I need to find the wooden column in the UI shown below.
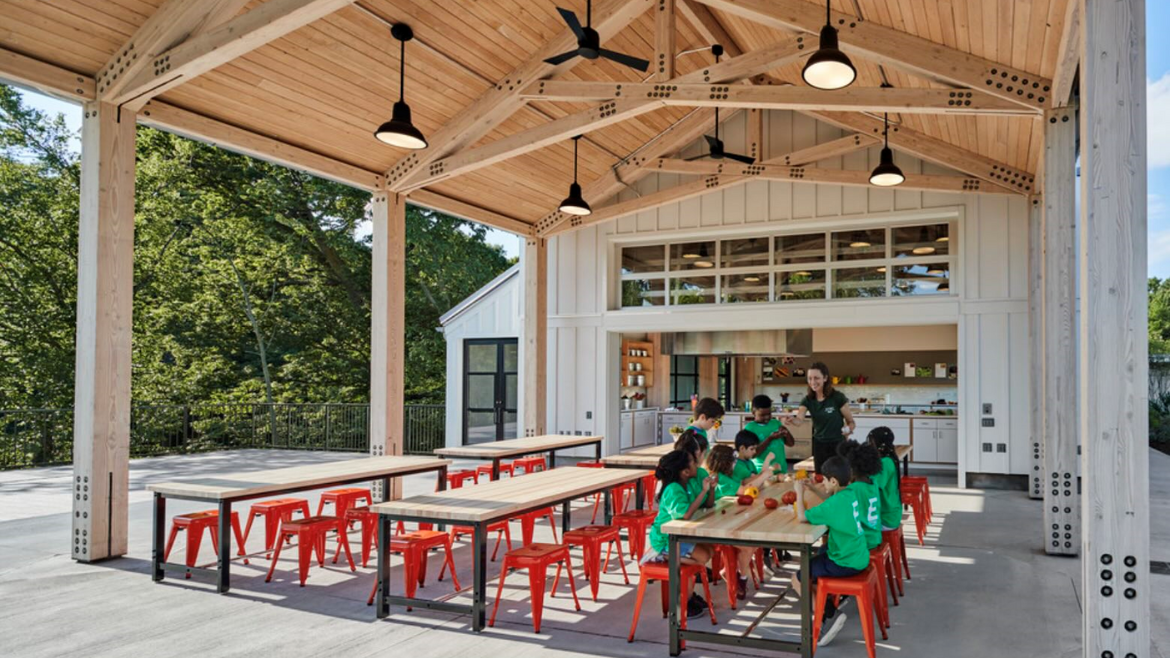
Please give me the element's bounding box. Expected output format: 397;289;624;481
1027;196;1044;500
522;237;547;436
369;189;405;500
72;101;135;562
653;0;675;81
1042;105;1078;554
1079;0;1149;654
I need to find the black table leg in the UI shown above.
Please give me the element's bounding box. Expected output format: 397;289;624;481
594;439;602;462
152;493;165;582
377;514;391;618
603;489;613;526
436;466;448;531
562;500;571;537
800;544;812;658
491;458;500;481
903;454;910;477
548;449;556;469
635;478;644;512
381;476;392;503
668;535;681;656
472;522;488;632
217;499;231;593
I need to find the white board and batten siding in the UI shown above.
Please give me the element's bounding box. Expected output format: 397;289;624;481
546;109;1033;482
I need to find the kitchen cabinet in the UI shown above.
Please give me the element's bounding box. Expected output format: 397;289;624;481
937;419;959;463
660;412;691;445
911;418;958;464
620;412;634;450
852;417;911;446
622;410;661;450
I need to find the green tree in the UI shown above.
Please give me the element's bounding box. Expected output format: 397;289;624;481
1149;277;1170;354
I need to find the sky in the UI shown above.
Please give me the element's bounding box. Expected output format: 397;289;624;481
10;3;1168;271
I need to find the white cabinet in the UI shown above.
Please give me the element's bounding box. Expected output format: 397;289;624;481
852;417;911;446
620;412;635;450
660;413;691;445
936;419;959;463
634;410;658;448
911;418;958;464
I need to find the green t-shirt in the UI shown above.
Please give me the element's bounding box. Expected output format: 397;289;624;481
714;472;742;498
800;390;850;443
731;457;759;483
745;418;787;473
686;466;711;501
805;487;870;570
649;481;693;553
873;456;902;529
849;480;882;550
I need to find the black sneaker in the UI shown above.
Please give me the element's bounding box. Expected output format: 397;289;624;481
686;597;706;618
689;591;705;607
736;575;748;601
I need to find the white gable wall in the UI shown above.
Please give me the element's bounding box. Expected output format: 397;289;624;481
546;109;1032;483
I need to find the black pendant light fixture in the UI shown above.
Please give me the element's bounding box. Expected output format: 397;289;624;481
374;24;428;149
869;110;905;187
802;0;856;90
558;135;591;216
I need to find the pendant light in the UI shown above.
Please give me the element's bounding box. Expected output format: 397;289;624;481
374;24;428;149
802;0;856;90
869;110;905;187
558;135;591;216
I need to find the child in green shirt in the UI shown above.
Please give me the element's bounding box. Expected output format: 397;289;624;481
731;429;775;482
705;443;773;600
646;448;717;618
676;432;715;508
685;397;725;453
837;440;883;550
744;394;795;474
867;426;904;530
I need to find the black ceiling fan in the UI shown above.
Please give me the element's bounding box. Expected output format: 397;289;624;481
684;45;756;165
544;0;650;72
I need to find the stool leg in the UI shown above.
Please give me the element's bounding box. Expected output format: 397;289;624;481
859;594;878;658
812;583;829;647
316;498;326;517
163;523;180;563
900;530;911;580
241;511;257;555
520;516;535;546
530;563;550;633
265;530;286;582
612;538;630;584
187;525;205;569
441;537;461;591
337;524;356;572
297;533;313;586
488;558;511;628
699;569;717;625
562;554;582;611
590;493;601;524
231;514;247;562
886;552;900;606
403;547;418;602
628;572;648;642
545;510;558;543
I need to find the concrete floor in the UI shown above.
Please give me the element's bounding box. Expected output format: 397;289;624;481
0;449;1167;658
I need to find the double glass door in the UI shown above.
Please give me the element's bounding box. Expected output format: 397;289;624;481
463;339;518;444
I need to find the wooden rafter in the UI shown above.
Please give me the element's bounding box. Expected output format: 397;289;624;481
384;0;656;192
0;47;94;102
408;189;535;236
1050;0;1081;109
653;0;676;81
521;82;1036;116
776;133;879;165
693;0;1054;111
112;0;358;110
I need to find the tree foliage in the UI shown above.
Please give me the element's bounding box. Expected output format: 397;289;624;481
0;85;510;409
1149;277;1170;354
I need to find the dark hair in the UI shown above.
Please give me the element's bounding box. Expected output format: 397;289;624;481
867;426;900;490
751;394;773;410
655;449;695;502
677;428;708;454
705;444;736;477
837;439;881;483
821;455;852;487
694;397;725;422
734;429;761;451
807;361;836;399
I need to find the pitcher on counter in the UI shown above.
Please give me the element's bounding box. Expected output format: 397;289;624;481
787;362;857;474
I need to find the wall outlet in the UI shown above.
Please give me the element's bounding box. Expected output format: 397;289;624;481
996;443;1007;453
585;411;592;420
982;418;995;427
982;442;993;452
982;403;993;414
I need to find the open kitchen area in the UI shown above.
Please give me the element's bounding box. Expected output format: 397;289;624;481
618;325;958;465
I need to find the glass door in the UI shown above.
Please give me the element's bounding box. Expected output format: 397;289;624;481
463;338;518;444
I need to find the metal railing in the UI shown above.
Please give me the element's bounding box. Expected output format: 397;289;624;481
0;403;446;469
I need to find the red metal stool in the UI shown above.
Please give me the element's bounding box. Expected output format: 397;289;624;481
713;546;766;609
265;515;354;586
563;525;629;601
516;507;558;545
489;543;582;633
164;510;248;575
812;567;886;658
575;462;633;522
476;462;514;480
870;542;898;622
881;527;910;591
641;471;658;510
627;561;717;643
366;529;461;607
511;456;548;475
612;509;656;560
241;498;310;559
444;469;479;489
344;506;379;568
902;476;933;521
316;487;372;524
902;487;928;545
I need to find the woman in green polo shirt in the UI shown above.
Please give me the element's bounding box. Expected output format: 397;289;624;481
788;362;856;474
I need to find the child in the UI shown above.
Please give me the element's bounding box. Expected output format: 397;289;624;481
705;443;774;599
867;427;903;532
791;456;870;647
837;440;883;550
744;394;795;474
685;397;725;453
731;430;775;483
646;448;717;618
676;432;715;508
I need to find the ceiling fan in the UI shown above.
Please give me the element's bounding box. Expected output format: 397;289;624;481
544;0;650;72
684;45;756;165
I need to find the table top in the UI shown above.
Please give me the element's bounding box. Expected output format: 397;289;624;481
434;434;603;459
663;479;828;544
602;443;674;468
146;455;451;501
370;467;645;523
792;444;912;472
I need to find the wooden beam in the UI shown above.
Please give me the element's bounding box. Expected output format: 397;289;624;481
775;133;879;165
0;47;94;102
72;101;135;562
677;0;740;53
408;189;534;236
1051;0;1081;108
1042;105;1078;555
385;0;656;192
1027;195;1044;500
96;0;250;103
113;0;357;109
522;82;1034;115
369;189;406;500
746;108;763;161
693;0;1053;111
522;237;548;436
654;0;676;81
1079;0;1149;654
547;174;745;234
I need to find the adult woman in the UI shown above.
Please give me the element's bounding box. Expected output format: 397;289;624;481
788;362;856;473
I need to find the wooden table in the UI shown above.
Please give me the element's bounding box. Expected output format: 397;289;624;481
369;467;646;630
793;444;913;476
434;434;603;480
147;455;451;593
601;443;674;469
662;481;827;657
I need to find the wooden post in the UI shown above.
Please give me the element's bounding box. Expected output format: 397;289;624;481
746;108;763;162
72;101;135;562
1079;0;1149;654
1027;195;1044;500
1042;105;1078;554
370;189;405;500
654;0;676;81
521;237;547;437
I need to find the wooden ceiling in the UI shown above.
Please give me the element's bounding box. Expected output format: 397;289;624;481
0;0;1074;233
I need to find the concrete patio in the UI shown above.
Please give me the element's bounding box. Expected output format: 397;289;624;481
0;449;1166;658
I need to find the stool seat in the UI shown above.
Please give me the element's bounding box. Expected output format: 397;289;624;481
476;462;514;479
242;498;310;558
489;543;581;633
265;515;353;587
511;456;548;475
444;469;479;489
317;488;371;523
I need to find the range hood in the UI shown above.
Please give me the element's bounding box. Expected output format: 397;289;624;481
663;329;813;356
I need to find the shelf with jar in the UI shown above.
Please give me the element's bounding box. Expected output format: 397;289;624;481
620;339;654;388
